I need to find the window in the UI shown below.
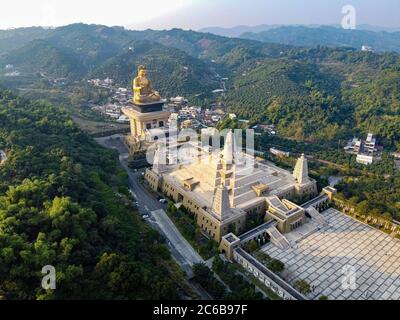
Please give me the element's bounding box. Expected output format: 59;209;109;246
146;123;151;130
159;121;164;127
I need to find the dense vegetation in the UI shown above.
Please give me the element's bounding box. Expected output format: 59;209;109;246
336;175;400;221
0;90;178;299
193;260;263;300
224;48;400;146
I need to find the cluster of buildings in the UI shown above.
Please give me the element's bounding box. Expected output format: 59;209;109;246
91;103;130;123
204;108;225;125
170;106;207;130
254;124;277;135
344;133;383;165
168;98;226;130
87;78;114;88
145;131;318;243
88;85;225;130
88;80;133;123
168;96;188;108
3;64;21;77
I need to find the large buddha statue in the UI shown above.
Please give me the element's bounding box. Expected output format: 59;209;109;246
133;65;161;104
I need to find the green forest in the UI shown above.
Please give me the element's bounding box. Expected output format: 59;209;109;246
224;49;400;147
0;90;178;299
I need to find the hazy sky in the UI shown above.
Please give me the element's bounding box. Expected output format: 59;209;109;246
1;0;399;30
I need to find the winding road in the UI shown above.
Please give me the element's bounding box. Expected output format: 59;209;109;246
119;155;204;275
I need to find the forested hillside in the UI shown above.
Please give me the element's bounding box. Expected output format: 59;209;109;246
0;24;400;147
0;27;52;54
224;48;400;146
0;90;178;299
89;40;219;96
0;39;84;78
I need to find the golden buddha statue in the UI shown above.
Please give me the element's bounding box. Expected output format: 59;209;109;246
133;65;161;104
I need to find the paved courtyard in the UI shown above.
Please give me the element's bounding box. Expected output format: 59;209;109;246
262;208;400;300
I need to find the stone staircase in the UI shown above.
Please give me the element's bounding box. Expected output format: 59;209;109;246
267;226;290;250
306;207;328;227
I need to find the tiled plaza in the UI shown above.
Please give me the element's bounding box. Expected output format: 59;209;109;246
262;208;400;300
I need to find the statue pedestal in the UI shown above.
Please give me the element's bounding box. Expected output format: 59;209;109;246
130;100;167;113
122;101;171;141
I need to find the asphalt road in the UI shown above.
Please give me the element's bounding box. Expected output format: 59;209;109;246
118;156;203;277
152;209;203;267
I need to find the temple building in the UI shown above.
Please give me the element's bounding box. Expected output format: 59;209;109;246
145;131;318;242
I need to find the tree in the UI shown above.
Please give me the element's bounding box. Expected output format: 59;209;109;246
268;259;285;273
212;255;225;273
167;201;177;215
243;240;260;253
294;279;311;294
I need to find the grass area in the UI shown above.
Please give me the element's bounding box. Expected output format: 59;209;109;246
71;115;129;135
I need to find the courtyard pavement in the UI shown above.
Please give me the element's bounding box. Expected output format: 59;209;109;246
262;208;400;300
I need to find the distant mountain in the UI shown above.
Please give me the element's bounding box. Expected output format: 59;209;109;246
45;24;135;69
199;24;400;39
0;27;52;55
357;24;400;33
240;26;400;52
199;25;283;38
0;39;83;78
0;24;288;80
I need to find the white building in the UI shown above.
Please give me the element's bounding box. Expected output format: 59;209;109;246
170;96;188;104
356;154;375;165
361;45;373;52
116;115;130;123
345;133;382;165
270;148;290;158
